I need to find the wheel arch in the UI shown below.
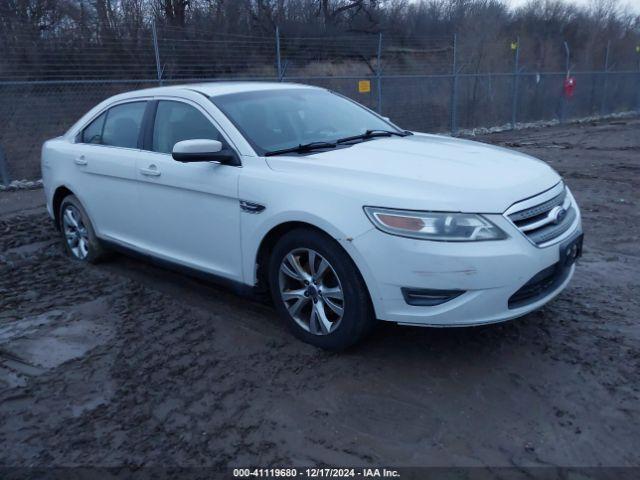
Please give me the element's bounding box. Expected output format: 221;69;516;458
52;185;75;230
253;221;379;317
254;221;329;296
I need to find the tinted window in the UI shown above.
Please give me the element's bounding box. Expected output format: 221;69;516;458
212;89;397;154
101;102;146;149
81;112;106;144
152;101;221;154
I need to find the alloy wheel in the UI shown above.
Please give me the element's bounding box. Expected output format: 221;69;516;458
278;248;345;335
62;204;90;260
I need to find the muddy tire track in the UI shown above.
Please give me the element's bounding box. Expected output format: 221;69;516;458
1;119;639;468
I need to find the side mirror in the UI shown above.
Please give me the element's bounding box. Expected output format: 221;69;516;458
172;139;238;165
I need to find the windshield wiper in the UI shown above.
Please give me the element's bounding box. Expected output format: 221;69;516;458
264;141;337;157
263;129;411;156
336;129;411;145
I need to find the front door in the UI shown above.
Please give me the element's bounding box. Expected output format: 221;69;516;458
134;99;243;281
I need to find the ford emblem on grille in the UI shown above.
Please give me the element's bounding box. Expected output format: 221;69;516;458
550;206;567;224
508;187;576;246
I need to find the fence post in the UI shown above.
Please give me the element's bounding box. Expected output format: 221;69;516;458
0;146;10;186
152;21;163;86
275;27;283;81
637;49;640;112
376;32;383;114
450;33;458;135
600;40;610;116
560;41;570;123
511;36;520;129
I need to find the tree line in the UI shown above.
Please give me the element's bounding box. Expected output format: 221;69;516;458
1;0;639;76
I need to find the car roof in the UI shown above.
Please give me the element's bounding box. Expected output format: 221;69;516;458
188;81;318;97
118;81;320;99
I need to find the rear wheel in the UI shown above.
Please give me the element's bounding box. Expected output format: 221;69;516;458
59;195;106;263
268;228;375;350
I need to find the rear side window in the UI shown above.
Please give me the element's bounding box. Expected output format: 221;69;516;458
81;112;106;144
152;101;221;154
101;102;146;149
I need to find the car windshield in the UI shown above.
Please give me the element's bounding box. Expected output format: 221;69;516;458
211;88;401;155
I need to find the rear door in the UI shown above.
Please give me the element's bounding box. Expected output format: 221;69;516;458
72;100;148;244
133;99;243;281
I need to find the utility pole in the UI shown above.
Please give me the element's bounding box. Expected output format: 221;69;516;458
511;36;520;129
637;45;640;112
560;41;570;123
601;41;610;116
152;21;163;86
376;32;383;114
450;34;458;135
275;27;283;81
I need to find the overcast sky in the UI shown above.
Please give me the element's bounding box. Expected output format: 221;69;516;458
505;0;640;14
407;0;640;14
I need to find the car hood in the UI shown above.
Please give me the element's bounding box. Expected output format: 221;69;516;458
264;133;561;213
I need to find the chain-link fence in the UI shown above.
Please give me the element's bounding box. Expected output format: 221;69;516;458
1;25;639;182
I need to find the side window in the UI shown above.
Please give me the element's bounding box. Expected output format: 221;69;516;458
81;112;106;144
101;102;146;149
152;101;222;154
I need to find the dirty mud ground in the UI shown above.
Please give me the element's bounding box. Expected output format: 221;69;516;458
0;119;639;469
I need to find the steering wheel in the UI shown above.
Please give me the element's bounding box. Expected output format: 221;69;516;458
306;126;339;139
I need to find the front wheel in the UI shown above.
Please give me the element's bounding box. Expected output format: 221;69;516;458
268;228;375;350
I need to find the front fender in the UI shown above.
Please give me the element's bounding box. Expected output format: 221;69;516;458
238;165;385;313
241;208;383;317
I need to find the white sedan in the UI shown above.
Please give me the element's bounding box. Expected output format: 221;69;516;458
41;82;583;349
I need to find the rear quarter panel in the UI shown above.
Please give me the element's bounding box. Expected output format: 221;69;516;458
41;137;82;220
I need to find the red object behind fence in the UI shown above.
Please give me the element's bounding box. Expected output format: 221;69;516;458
563;77;576;97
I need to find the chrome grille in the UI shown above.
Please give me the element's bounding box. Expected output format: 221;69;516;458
509;189;566;223
508;187;576;246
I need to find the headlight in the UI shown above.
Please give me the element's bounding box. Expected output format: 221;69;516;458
364;207;507;241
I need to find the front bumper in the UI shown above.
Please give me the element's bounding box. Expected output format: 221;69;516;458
350;209;582;327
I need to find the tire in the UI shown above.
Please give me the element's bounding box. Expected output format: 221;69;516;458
268;227;375;350
58;195;106;264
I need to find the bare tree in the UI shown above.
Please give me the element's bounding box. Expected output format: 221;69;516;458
154;0;189;26
1;0;639;73
317;0;377;28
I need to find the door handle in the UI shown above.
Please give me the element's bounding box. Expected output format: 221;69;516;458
140;165;161;177
74;155;88;166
